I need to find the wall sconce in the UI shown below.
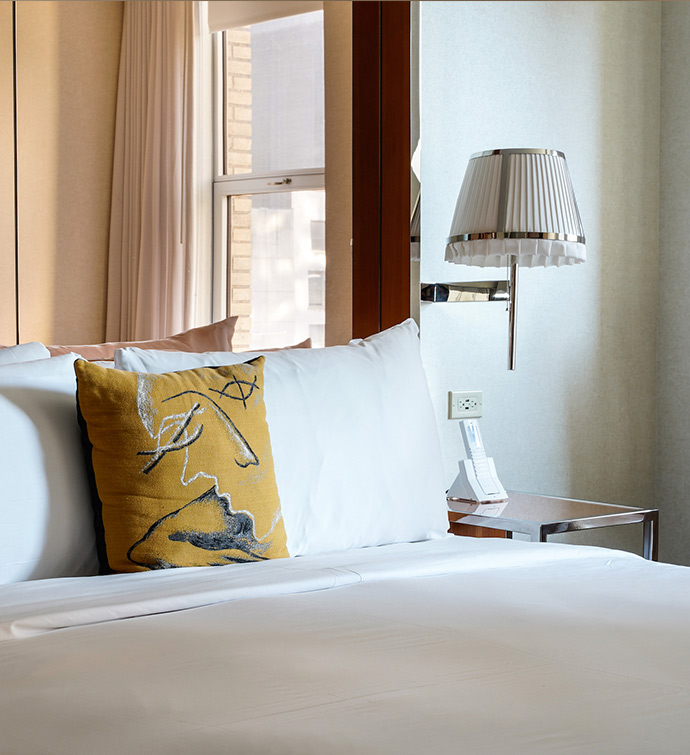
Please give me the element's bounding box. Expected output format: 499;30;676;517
422;148;586;369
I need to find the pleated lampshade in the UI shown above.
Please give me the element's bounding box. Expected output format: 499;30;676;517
445;149;586;268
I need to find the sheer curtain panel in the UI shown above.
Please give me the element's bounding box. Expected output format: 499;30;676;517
106;1;205;341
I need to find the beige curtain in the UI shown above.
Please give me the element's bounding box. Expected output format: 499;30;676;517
106;1;205;341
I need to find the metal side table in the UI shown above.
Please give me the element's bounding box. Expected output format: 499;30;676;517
448;491;659;560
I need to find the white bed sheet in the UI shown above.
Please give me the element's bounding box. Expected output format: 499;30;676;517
1;536;689;754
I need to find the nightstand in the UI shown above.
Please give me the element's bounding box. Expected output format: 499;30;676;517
448;491;659;560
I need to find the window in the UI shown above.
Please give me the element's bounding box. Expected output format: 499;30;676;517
308;269;325;308
310;219;326;254
213;10;325;351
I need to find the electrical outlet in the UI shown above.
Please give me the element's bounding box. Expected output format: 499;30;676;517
448;390;483;419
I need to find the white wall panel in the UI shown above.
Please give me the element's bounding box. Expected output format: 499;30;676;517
420;1;660;557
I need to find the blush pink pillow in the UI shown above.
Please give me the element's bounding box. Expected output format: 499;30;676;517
47;316;238;361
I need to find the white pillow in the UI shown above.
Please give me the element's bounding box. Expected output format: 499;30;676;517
116;319;449;556
0;342;50;365
0;355;98;583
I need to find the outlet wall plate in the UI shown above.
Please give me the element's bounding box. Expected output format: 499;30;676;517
448;390;483;419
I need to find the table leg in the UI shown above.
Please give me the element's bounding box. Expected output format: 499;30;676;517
643;512;659;561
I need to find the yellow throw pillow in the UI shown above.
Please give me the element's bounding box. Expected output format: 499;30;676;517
75;357;289;573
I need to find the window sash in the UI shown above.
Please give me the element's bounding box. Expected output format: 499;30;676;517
212;173;325;323
210;18;326;327
214;168;325;194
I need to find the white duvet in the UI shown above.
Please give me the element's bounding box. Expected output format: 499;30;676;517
1;536;690;754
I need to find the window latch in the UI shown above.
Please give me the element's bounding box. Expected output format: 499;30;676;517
268;178;292;186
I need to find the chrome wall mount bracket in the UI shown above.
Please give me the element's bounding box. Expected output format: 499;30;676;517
420;280;510;303
421;265;518;371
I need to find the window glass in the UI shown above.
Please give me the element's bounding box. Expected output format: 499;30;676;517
224;12;325;176
226;191;325;350
308;270;325;308
310;219;326;254
216;11;326;351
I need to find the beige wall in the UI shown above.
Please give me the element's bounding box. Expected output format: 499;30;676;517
324;0;352;346
0;3;16;345
2;1;347;347
1;1;122;345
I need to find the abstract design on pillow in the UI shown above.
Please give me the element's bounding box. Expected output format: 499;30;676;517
75;358;289;573
128;372;271;569
127;487;272;569
136;371;261;473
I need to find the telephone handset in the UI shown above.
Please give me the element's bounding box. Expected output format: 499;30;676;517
447;419;508;517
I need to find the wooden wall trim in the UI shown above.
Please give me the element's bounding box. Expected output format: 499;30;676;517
352;0;382;337
380;1;410;331
0;2;17;345
352;0;410;339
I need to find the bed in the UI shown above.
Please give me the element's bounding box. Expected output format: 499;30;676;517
1;320;689;754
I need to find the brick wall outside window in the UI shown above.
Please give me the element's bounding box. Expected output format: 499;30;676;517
226;28;252;351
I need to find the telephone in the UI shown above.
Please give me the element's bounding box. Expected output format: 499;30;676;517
447;419;509;517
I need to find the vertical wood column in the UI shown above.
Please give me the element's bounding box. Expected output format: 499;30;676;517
352;1;382;338
324;1;353;347
352;1;410;339
0;1;16;345
380;2;410;331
